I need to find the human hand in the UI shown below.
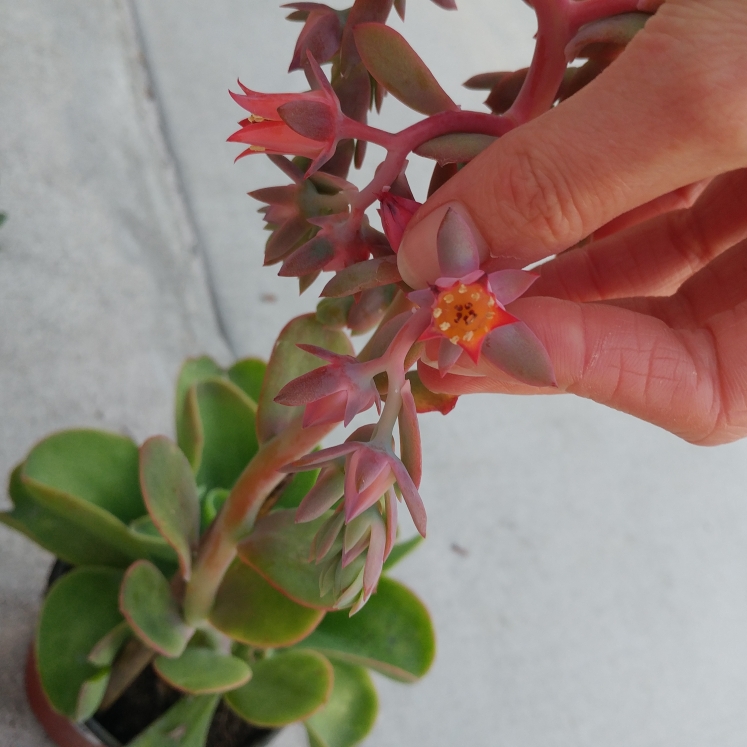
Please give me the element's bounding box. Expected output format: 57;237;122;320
398;0;747;445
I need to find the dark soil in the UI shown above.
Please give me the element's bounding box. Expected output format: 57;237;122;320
47;561;276;747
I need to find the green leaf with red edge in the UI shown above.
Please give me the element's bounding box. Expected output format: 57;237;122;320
237;509;364;610
154;649;251;695
305;661;378;747
0;435;176;572
194;379;259;491
566;12;651;62
353;23;456;115
36;567;124;720
275;464;321;510
228;358;266;404
321;257;401;298
119;560;192;657
210;560;325;647
140;436;200;580
406;370;458;414
176;357;224;468
126;695;219;747
256;315;352;444
299;577;434;682
414;133;497;164
225;650;333;728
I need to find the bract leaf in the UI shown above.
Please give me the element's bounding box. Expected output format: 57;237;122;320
154;649;251;695
127;695;219;747
305;662;378;747
406;370;458;415
300;577;434;682
36;567;123;720
256;315;353;444
1;435;176;571
321;258;401;298
227;358;266;404
225;650;333;728
481;321;557;387
566;12;650;61
414;133;497;164
210;560;325;647
353;23;456;115
119;560;192;657
194;379;259;491
140;437;200;580
237;509;364;610
176;357;224;468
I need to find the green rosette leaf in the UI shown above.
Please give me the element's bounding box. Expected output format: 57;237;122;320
119;560;192;657
301;578;435;682
227;358;266;404
154;649;251;695
127;695;220;747
1;432;176;571
225;650;333;728
305;662;378;747
36;567;124;720
210;560;325;647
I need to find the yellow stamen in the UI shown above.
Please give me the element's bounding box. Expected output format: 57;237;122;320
463;331;474;342
471;293;480;301
443;294;454;303
433;308;442;318
247;115;266;123
439;322;451;331
458;284;467;294
249;145;266;152
488;297;496;307
450;335;460;344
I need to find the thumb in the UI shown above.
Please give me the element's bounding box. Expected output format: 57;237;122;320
398;0;747;288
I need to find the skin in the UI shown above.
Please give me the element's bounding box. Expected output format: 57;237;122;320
398;0;747;445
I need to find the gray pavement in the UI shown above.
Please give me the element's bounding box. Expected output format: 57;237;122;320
3;2;747;746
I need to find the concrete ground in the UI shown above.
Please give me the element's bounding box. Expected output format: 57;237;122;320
3;2;747;746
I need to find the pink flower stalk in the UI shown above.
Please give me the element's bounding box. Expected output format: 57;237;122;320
409;208;556;386
274;344;381;427
229;53;344;174
378;190;421;253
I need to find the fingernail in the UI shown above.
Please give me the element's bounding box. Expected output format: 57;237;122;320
397;201;489;289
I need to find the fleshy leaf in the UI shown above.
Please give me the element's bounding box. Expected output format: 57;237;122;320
175;357;224;468
119;560;193;657
227;358;266;404
200;488;229;533
140;436;200;580
36;567;124;720
225;650;333;728
566;12;651;61
275;466;322;510
406;370;458;414
87;620;131;667
436;208;480;278
256;315;353;444
126;695;220;747
321;257;400;298
414;133;496;164
237;509;364;610
1;439;176;571
353;23;456;115
305;662;378;747
210;560;325;647
382;534;423;571
300;578;435;682
194;379;259;491
154;649;251;695
481;321;556;387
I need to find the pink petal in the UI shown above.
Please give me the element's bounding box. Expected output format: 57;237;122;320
274;365;344;406
436;208;481;277
488;270;538;306
407;289;436;308
481;321;557;387
303;391;348;427
437;338;463;377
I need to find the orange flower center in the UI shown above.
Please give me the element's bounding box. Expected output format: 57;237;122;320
432;281;499;346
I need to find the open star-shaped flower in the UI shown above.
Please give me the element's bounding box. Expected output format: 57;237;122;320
409;208;557;386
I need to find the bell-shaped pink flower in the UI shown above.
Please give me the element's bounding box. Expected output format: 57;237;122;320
229;53;344;174
274;344;381;427
409;208;556;386
378;190;421;253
